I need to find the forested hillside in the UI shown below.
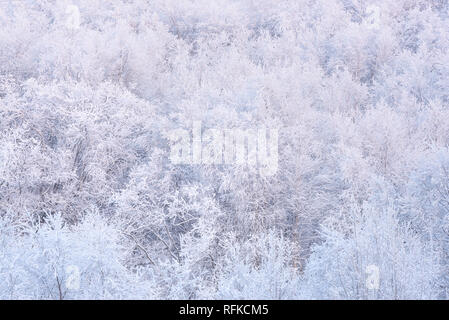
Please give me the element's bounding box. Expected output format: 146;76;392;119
0;0;448;299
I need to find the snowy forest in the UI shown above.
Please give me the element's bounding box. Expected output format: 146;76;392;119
0;0;448;300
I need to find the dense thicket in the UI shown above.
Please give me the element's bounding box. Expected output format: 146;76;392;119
0;0;448;299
